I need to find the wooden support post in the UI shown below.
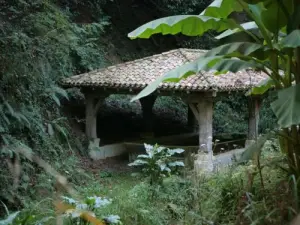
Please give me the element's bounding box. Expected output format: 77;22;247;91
188;97;213;154
188;96;214;174
246;96;262;146
140;95;157;137
188;106;198;132
197;98;213;154
86;95;97;140
85;94;107;141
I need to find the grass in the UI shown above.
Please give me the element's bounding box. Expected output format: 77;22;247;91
72;148;296;225
2;141;299;225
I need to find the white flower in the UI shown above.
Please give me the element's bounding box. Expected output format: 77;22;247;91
61;196;77;204
200;144;206;147
64;209;81;218
215;139;220;142
104;215;121;224
87;196;111;208
65;209;95;219
76;203;88;210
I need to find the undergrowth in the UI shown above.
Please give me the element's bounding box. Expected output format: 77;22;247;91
0;0;108;211
2;141;298;225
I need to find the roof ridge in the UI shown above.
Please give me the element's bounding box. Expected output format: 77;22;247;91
178;48;207;63
178;48;208;52
93;49;182;73
90;48;207;73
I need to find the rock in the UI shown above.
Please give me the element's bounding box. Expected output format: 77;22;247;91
194;152;215;175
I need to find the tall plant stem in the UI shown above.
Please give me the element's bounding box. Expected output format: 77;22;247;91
237;0;272;48
295;47;300;84
257;154;265;195
286;54;293;87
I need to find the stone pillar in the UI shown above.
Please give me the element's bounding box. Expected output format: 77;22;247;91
140;95;157;137
85;93;107;141
246;96;262;146
85;95;97;140
188;96;214;174
188;107;198;132
197;98;213;154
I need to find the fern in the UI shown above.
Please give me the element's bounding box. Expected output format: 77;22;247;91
0;0;109;206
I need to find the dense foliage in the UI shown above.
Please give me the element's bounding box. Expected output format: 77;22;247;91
0;0;109;209
128;0;300;175
0;0;284;224
2;143;297;225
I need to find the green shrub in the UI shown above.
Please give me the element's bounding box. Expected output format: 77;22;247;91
128;144;185;185
0;0;108;208
61;196;121;225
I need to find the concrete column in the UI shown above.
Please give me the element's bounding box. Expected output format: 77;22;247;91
85;95;97;140
197;98;213;154
140;95;157;137
188;96;214;174
246;96;262;146
188;106;198;132
85;94;106;141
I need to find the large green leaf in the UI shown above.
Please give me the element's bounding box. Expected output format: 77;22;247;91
200;0;243;18
204;42;263;57
247;3;272;46
0;212;20;225
261;0;293;34
131;56;261;101
246;77;274;96
288;4;300;32
131;56;219;101
271;84;300;128
238;133;271;163
243;0;265;4
128;15;237;39
280;30;300;48
210;58;260;73
215;22;258;39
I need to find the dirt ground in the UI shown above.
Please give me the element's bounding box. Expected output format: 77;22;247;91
79;155;133;174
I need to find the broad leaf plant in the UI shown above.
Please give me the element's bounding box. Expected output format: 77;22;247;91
128;144;185;185
128;0;300;176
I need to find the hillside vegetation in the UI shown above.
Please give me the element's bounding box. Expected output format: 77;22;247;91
0;1;285;225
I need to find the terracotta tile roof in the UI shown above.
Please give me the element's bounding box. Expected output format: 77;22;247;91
61;48;268;92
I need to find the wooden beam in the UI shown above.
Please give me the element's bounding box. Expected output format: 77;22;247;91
94;97;106;115
247;96;262;142
188;107;198;132
188;103;200;124
140;95;157;136
85;94;97;140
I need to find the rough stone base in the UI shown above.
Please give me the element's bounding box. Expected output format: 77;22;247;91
89;141;127;160
194;152;214;175
245;139;255;148
194;148;245;175
213;148;244;171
